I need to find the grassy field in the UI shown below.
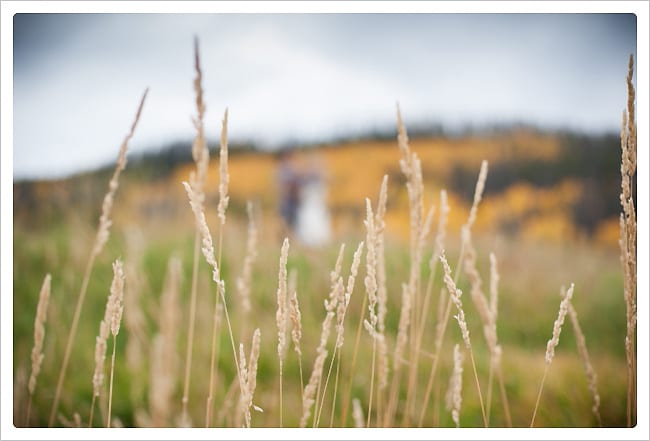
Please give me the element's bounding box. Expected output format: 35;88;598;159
12;52;636;430
13;141;630;428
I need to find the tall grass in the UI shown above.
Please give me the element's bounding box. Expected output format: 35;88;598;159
15;47;634;429
48;88;148;427
181;37;209;427
619;54;637;428
25;274;51;426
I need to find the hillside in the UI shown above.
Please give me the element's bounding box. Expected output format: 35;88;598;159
14;128;623;248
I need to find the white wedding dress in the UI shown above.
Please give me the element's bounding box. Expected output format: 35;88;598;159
295;178;332;247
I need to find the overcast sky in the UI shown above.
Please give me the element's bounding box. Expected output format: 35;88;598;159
11;11;637;179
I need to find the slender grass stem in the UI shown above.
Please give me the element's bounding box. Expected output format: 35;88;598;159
279;364;283;427
88;395;96;428
49;252;96;427
340;292;368;426
181;234;200;426
206;225;225;427
468;350;487;427
205;286;222;427
486;360;494;425
366;336;377;427
329;349;342;427
315;347;337;427
107;336;118;428
531;365;549;427
418;294;452;427
496;365;512;427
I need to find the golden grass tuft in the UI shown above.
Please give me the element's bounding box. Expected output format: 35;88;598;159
26;273;51;425
445;344;464;428
531;283;574;427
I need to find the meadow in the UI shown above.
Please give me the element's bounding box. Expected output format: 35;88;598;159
12;50;636;430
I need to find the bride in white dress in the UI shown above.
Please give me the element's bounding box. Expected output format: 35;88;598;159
277;150;332;247
295;173;332;247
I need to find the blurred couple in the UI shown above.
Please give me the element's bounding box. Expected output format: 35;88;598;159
277;149;332;247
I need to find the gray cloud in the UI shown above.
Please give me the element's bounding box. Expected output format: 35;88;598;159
12;13;636;179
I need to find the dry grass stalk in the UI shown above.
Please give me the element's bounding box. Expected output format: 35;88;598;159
217;109;230;225
236;345;248;428
375;177;390;394
302;250;344;428
90;299;110;426
302;305;338;428
337;241;365;350
246;330;262;416
461;228;504;425
488;252;511;427
28;275;51;393
49;88;148;427
205;290;224;428
183;173;241;428
441;255;471;351
440;253;487;427
467;160;488;230
313;274;343;427
89;260;124;427
288;269;304;394
301;346;329;428
413;189;449;413
236;201;257;319
26;273;51;425
206;109;234;427
375;175;389;336
207;106;232;427
445;344;464;428
277;238;290;362
340;180;385;427
183;181;220;283
395;109;428;425
546;283;574;365
419;162;488;427
189;38;209;202
320;241;364;427
182;36;210;428
276;237;290;426
401;202;435;426
422;190;450;339
395;104;425;260
108;261;125;338
107;260;125;428
89;261;123;427
531;283;574;427
620;54;637;427
363;199;378;337
362;197;379;426
567;298;602;426
462;228;498;360
150;258;182;427
237;328;262;428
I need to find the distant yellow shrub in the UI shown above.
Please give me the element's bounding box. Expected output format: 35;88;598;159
593;217;621;249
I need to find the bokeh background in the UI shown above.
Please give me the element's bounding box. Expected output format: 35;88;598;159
8;6;643;432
